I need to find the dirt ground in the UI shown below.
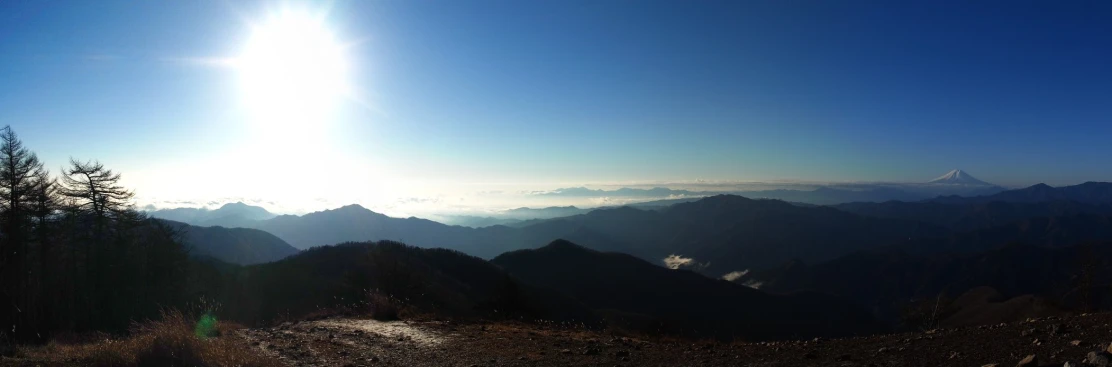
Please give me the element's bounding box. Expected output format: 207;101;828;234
236;312;1112;367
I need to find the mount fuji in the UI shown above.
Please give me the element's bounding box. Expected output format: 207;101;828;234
927;169;994;186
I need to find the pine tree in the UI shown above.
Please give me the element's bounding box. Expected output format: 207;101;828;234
57;159;136;329
0;125;46;340
28;168;58;331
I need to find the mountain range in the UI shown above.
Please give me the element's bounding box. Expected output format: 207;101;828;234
152;177;1112;332
152;181;1112;272
932;181;1112;205
150;202;277;228
153;195;947;274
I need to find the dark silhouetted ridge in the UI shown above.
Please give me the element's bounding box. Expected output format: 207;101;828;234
537;239;593;252
493;240;884;341
159;219;298;265
922;182;1112;205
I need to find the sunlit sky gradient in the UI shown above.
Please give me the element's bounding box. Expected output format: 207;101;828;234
2;1;1111;215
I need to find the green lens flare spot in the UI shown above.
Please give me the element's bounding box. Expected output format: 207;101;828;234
195;313;218;339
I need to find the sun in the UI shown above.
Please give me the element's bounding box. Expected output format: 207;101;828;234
237;8;349;137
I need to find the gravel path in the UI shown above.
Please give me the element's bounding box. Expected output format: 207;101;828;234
238;313;1112;367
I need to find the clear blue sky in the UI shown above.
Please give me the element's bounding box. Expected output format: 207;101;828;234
1;0;1111;211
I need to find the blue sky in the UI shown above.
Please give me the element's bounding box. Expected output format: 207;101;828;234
1;1;1111;213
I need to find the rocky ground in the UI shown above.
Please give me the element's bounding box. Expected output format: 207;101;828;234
238;313;1112;367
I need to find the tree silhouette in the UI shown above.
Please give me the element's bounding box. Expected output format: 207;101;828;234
0;125;47;341
28;168;59;332
58;159;134;222
0;127;198;342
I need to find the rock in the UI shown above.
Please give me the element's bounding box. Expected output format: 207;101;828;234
982;364;998;367
1017;354;1037;367
615;350;631;358
1086;351;1112;367
1071;340;1082;346
1063;361;1078;367
583;348;600;356
1107;342;1112;354
559;349;572;355
835;354;852;361
1022;328;1037;337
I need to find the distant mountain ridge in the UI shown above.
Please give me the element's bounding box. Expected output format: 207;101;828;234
152;181;1112;273
933;181;1112;205
836;182;1112;230
435;206;593;227
149;202;277;227
153;195;946;273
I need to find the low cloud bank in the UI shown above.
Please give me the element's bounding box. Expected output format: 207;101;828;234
663;254;709;271
721;270;749;281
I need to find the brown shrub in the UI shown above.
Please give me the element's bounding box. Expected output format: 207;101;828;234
368;292;401;321
15;310;281;367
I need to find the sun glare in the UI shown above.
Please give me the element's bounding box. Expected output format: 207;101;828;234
237;9;348;137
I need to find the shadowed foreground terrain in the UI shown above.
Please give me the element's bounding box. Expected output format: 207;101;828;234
236;312;1112;367
14;312;1112;366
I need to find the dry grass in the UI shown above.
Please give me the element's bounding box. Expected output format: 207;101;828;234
13;310;282;367
368;292;402;321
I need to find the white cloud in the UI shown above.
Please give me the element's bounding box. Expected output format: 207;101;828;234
662;254;709;271
663;254;694;270
721;270;749;281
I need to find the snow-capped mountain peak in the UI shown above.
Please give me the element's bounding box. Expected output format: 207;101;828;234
927;169;992;186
